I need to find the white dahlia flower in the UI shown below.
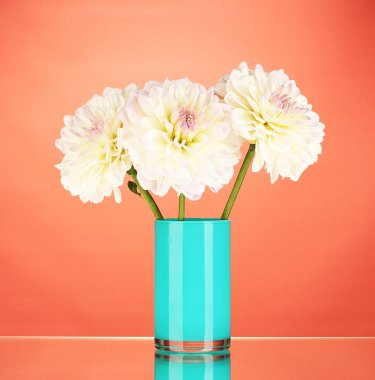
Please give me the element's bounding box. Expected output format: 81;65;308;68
55;84;137;203
119;79;242;200
216;62;325;183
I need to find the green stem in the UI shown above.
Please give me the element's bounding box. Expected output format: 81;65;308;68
128;167;164;220
178;194;185;221
221;144;256;220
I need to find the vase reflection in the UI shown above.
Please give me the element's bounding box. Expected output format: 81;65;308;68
154;350;231;380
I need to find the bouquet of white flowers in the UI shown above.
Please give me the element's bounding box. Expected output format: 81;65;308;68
56;62;325;220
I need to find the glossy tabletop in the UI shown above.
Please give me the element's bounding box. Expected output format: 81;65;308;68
0;337;374;379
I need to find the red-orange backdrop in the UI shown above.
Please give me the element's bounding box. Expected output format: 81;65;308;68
0;0;374;337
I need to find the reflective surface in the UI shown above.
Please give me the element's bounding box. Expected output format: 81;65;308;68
155;350;231;379
0;337;374;379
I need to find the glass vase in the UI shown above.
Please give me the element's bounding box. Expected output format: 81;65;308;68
154;218;231;352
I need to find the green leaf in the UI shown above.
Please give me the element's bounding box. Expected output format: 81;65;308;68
128;181;141;196
127;166;137;176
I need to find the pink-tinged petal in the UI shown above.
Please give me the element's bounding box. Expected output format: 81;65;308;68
138;94;155;116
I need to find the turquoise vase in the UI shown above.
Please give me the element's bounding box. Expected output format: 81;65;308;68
154;351;231;379
155;218;231;352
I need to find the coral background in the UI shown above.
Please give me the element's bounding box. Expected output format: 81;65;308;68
0;0;374;337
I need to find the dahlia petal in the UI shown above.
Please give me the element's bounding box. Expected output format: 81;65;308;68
113;187;122;204
252;151;264;172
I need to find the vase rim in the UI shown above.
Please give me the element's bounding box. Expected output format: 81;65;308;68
155;218;230;224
